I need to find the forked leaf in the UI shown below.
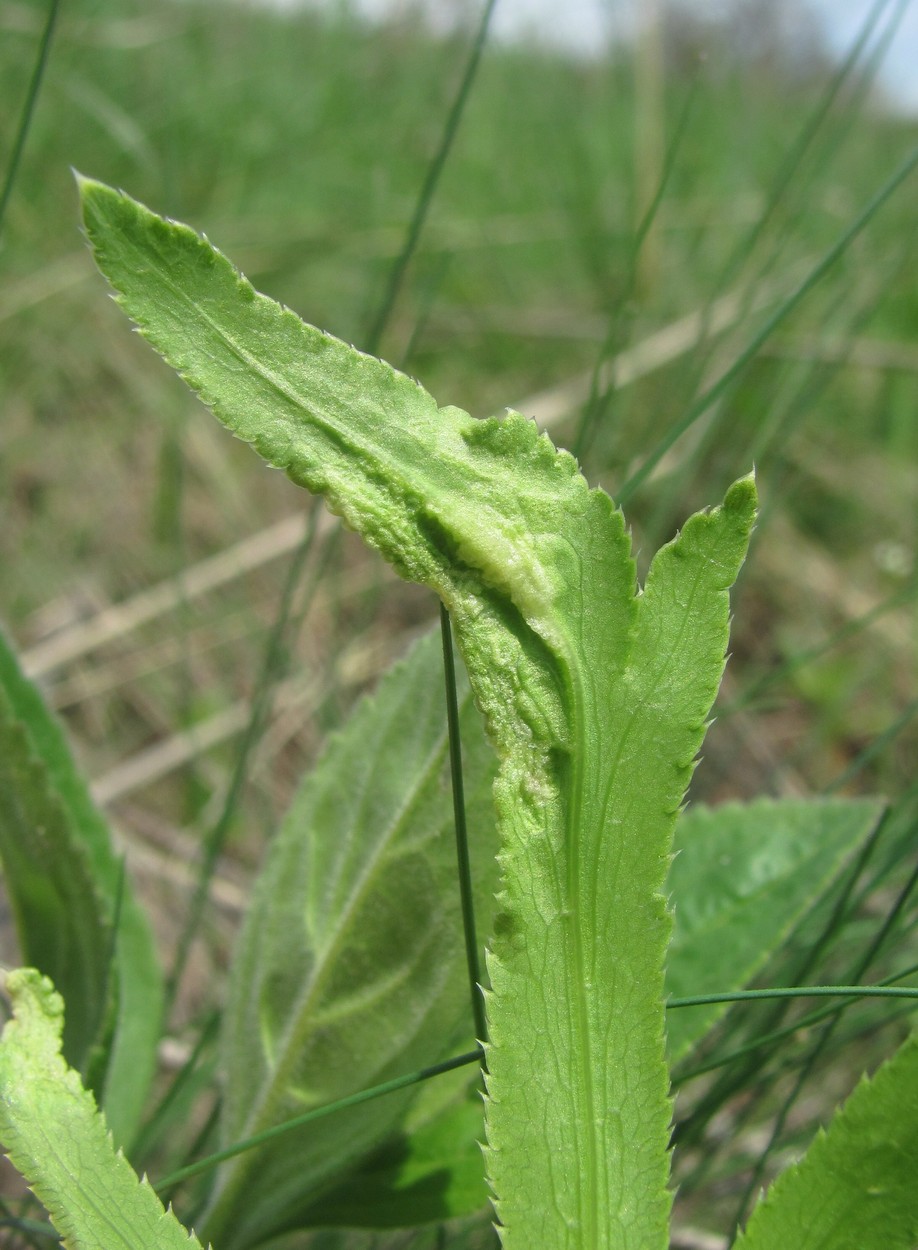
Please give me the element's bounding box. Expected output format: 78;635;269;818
204;631;498;1248
0;967;202;1250
667;796;886;1062
79;177;756;1250
0;628;162;1146
734;1032;918;1250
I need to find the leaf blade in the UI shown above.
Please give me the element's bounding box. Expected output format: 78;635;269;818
0;627;162;1146
203;631;498;1249
734;1033;918;1250
79;178;756;1249
667;796;887;1063
0;968;202;1250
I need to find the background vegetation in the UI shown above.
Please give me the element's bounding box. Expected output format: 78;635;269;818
1;0;916;1243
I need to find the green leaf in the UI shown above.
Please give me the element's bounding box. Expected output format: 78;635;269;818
734;1032;918;1250
0;628;162;1147
302;1063;488;1228
0;967;203;1250
203;631;498;1249
667;796;886;1063
79;177;756;1250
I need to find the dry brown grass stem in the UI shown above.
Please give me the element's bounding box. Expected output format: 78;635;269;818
89;627;418;805
22;513;315;678
516;273;793;428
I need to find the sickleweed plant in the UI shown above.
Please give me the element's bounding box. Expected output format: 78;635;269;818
1;178;917;1250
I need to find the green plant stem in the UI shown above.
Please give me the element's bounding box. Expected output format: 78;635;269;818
439;603;488;1051
154;1047;485;1194
364;0;498;354
0;0;60;243
675;962;918;1085
617;140;918;506
669;985;918;1009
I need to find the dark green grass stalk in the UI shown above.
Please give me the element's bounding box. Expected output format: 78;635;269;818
824;699;918;795
742;0;913;294
146;973;918;1206
846;786;918;924
714;0;899;296
670;984;918;1010
439;603;488;1052
0;0;60;243
0;1213;59;1247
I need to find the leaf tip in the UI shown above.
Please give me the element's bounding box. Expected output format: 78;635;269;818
75;171;113;214
724;470;758;520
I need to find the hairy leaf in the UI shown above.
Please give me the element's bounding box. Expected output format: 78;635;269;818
735;1032;918;1250
0;968;201;1250
79;177;756;1250
0;629;162;1145
667;796;886;1062
205;630;498;1248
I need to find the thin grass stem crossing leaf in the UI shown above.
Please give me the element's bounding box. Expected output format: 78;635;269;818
0;968;203;1250
734;1032;918;1250
79;177;757;1249
0;629;162;1146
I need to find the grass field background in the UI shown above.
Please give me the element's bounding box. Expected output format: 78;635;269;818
2;0;917;1240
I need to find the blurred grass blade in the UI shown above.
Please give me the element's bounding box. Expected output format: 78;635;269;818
0;628;162;1147
734;1032;918;1250
666;796;886;1063
0;0;60;240
166;498;322;1012
618;140;918;506
0;968;202;1250
364;0;498;354
203;631;498;1249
